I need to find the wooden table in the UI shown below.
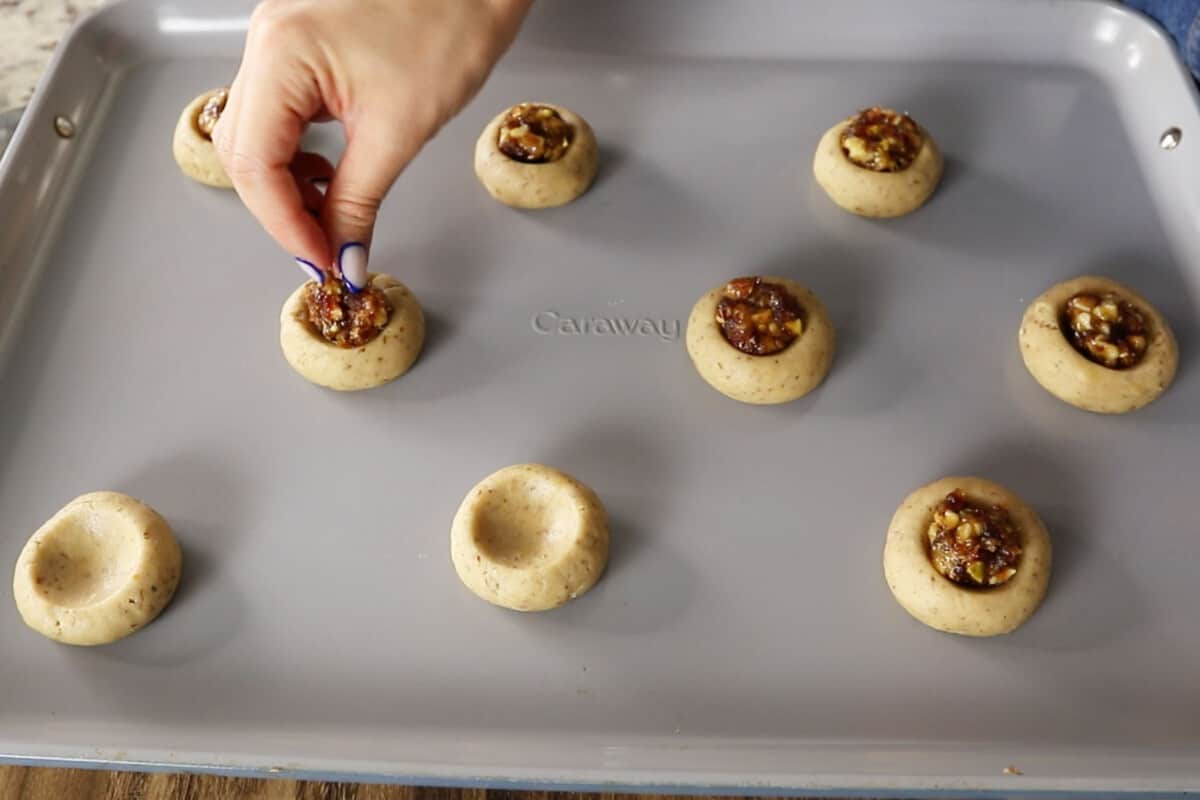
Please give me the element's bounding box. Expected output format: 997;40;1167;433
1;767;868;799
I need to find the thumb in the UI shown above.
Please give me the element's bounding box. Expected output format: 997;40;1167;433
322;122;418;291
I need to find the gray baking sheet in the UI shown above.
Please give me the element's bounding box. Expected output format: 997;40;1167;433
2;0;1200;795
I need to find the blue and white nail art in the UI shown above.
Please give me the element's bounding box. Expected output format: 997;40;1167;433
295;257;324;284
338;242;368;293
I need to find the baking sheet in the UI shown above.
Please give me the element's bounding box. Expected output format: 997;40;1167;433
2;0;1200;795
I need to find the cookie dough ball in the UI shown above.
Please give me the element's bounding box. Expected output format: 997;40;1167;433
686;276;835;404
883;477;1052;637
474;102;598;209
12;492;182;646
1019;275;1178;414
813;107;943;218
172;88;233;188
280;272;425;392
451;464;609;612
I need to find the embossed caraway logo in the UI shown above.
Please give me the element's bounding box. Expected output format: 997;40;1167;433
531;311;681;342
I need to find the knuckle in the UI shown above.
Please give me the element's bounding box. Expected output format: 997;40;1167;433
217;146;269;182
247;2;277;31
327;193;381;229
248;1;308;42
249;0;286;25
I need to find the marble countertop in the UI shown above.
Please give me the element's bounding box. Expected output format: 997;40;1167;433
0;0;109;110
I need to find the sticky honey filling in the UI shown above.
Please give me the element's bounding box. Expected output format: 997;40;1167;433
497;104;572;163
927;490;1022;588
195;89;229;140
840;106;924;172
714;276;805;356
302;278;392;348
1061;291;1150;369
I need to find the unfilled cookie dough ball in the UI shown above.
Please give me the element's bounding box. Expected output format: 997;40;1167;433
280;272;425;392
883;476;1052;637
686;276;835;404
12;491;182;646
173;88;233;188
474;102;598;209
1019;275;1178;414
451;464;609;612
813;107;943;218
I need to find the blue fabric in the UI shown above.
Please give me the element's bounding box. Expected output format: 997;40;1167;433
1124;0;1200;79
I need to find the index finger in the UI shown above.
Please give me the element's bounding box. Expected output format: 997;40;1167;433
212;66;330;270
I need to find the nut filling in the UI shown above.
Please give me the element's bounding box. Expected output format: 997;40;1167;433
715;277;804;356
302;278;392;348
840;107;924;172
497;104;572;163
927;490;1022;588
1062;292;1149;369
196;89;229;140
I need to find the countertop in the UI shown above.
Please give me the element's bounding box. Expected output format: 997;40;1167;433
0;767;849;800
0;0;108;110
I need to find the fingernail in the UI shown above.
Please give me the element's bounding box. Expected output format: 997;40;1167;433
310;177;329;194
338;242;367;293
295;257;324;284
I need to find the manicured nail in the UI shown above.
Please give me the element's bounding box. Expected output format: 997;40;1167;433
295;257;324;284
338;242;367;293
310;177;329;194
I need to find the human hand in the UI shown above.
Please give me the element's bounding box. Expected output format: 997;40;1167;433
213;0;532;288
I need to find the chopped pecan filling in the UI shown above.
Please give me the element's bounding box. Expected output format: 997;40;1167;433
1062;292;1149;369
840;107;924;172
497;104;572;163
196;89;229;140
927;490;1022;588
715;277;804;356
303;278;391;348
